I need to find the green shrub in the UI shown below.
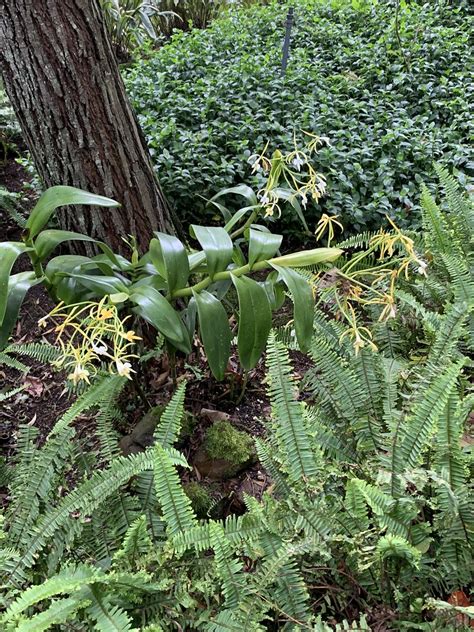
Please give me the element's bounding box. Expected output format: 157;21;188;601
125;0;473;234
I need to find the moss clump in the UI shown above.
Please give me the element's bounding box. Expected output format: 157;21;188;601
204;421;254;467
184;482;213;518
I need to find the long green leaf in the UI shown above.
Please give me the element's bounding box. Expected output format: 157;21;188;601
66;273;129;297
232;275;272;370
149;232;189;292
130;287;190;354
210;183;258;206
33;230;98;261
0;272;42;349
25;186;118;239
224;206;257;233
0;242;31;325
270;264;314;353
45;255;94;283
191;225;233;279
193;289;231;380
248;227;282;268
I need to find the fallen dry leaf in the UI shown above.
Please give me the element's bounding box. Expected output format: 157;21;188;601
23;376;44;398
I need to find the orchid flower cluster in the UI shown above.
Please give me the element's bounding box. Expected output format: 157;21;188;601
38;297;141;385
313;215;428;355
248;132;328;217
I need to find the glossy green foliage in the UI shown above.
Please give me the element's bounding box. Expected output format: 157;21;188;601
0;185;341;379
125;0;473;234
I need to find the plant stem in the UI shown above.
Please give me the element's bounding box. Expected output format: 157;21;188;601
236;370;249;405
229;209;259;240
171;260;269;299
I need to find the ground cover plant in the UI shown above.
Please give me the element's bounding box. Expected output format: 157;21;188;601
124;0;473;234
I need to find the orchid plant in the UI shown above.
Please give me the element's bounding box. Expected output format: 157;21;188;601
0;184;342;384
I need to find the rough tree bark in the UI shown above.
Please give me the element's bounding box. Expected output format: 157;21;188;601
0;0;177;253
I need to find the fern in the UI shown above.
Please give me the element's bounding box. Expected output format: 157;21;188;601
434;163;474;251
86;584;138;632
391;360;464;485
421;184;453;256
265;332;317;481
113;515;152;565
424;302;469;371
0;351;28;373
14;596;89;632
3;563;101;620
8;426;75;549
152;444;196;536
4;451;155;585
154;380;186;448
306;334;362;421
49;374;124;437
0;385;24;402
210;523;246;609
4;342;61;364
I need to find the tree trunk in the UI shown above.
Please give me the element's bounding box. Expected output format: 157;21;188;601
0;0;177;253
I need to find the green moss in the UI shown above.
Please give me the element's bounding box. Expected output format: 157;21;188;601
184;482;213;518
204;421;254;466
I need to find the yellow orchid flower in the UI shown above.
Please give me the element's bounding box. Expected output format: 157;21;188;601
315;213;344;245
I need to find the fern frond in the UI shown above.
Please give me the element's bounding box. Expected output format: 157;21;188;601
352;479;411;538
8;426;75;549
395;360;464;476
254;438;290;497
439;254;474;307
257;534;311;624
0;351;28;373
49;375;124;437
0;386;24;402
434;163;474;250
381;358;403;432
434;392;468;493
306;334;362;422
3;563;101;620
5;451;155;585
133;471;164;543
210;522;245;609
154;380;186;448
266;332;317;481
153;444;196;536
353;349;384;450
113;515;152;565
294;504;333;543
86;584;137;632
4;342;61;364
372;321;406;358
424;303;469;373
421;184;453;256
344;479;370;532
395;289;441;331
337;231;382;250
207;609;266;632
14;596;88;632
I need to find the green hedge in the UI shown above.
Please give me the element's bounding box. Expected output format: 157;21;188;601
125;0;473;233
